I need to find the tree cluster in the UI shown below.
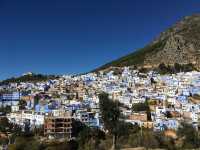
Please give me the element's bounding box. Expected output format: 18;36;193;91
156;63;195;74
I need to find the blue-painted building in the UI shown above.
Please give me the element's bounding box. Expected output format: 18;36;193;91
154;119;179;131
35;104;52;113
0;92;21;106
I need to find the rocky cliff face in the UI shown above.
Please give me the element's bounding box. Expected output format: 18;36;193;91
144;14;200;67
97;14;200;71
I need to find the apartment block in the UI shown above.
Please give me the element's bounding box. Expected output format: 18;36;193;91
44;114;72;139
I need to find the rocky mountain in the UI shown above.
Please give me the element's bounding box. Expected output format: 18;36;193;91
96;14;200;71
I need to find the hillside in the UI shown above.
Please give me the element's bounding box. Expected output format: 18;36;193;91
0;73;59;85
96;14;200;71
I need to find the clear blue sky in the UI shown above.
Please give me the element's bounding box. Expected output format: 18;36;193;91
0;0;199;79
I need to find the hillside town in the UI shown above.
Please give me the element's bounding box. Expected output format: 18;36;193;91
0;67;200;144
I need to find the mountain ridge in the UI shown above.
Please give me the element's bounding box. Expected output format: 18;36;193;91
95;14;200;71
0;73;59;85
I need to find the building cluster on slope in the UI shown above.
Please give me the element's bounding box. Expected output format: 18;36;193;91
1;67;200;139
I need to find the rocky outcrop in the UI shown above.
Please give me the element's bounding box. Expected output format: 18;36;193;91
96;14;200;71
144;14;200;67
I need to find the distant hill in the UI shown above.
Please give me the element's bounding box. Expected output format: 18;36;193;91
96;14;200;71
0;73;59;85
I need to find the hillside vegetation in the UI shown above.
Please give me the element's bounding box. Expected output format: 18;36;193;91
96;40;166;71
0;74;59;85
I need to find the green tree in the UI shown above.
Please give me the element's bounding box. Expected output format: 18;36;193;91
71;119;87;138
11;136;40;150
132;102;149;112
0;117;11;132
78;126;105;150
19;100;27;110
0;106;11;114
132;100;151;120
34;94;40;107
177;123;200;149
174;63;182;73
99;93;121;150
157;63;173;74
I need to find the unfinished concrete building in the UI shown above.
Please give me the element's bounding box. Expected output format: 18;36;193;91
44;114;72;139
